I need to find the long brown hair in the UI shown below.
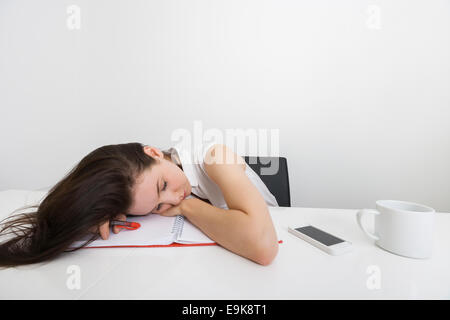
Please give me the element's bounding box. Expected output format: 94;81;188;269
0;142;157;268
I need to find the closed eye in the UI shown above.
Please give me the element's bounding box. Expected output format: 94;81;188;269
156;181;167;211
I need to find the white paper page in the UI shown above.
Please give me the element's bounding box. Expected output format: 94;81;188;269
175;217;215;244
71;214;177;248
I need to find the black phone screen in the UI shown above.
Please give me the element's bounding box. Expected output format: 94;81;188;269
295;226;345;246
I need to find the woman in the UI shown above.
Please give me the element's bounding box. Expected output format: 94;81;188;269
0;142;279;267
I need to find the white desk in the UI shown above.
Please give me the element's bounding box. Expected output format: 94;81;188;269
0;191;449;299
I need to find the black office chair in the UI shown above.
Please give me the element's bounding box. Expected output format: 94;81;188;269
243;156;291;207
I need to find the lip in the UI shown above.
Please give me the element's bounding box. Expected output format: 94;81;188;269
183;190;186;199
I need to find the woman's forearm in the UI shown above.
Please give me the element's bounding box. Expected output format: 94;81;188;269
181;198;278;265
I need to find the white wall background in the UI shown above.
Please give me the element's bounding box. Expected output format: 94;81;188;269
1;0;449;212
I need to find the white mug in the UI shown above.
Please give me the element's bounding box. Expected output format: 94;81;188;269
356;200;435;259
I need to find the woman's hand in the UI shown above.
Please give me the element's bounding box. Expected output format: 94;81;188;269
89;213;127;240
155;198;199;217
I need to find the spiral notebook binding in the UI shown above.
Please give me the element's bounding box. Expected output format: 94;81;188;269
171;215;184;238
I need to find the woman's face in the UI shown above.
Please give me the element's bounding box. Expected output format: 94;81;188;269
128;146;192;215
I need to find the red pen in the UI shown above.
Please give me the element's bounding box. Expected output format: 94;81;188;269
110;220;141;231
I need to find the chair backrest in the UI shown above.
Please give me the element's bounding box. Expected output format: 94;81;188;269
243;156;291;207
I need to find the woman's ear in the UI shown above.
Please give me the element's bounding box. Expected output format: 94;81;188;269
143;146;164;160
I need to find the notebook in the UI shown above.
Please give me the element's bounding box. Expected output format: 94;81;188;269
71;214;217;249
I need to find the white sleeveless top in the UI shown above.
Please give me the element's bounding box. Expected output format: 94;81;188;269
162;141;278;210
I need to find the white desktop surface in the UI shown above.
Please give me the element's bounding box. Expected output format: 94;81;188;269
0;190;449;299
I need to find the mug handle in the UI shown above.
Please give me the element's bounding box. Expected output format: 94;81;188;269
356;209;380;241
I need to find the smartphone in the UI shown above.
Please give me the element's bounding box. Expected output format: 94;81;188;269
288;225;353;255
